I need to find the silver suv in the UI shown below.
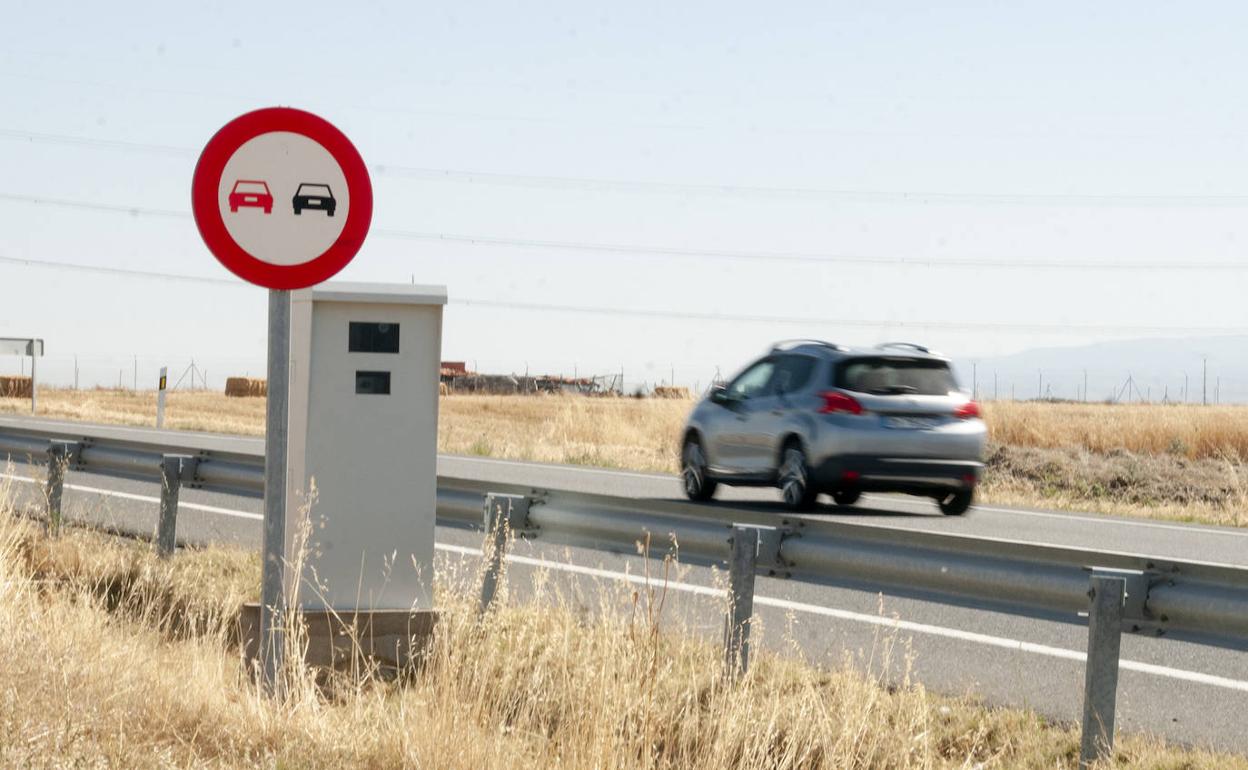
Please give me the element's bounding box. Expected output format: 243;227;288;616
680;341;987;515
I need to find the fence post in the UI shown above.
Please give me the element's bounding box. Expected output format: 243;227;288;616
157;455;187;557
1080;574;1126;768
724;525;759;678
479;493;530;614
45;441;74;536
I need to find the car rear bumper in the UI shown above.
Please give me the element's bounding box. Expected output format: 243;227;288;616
811;455;982;495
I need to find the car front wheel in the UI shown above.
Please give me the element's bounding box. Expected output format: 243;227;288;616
938;489;974;516
681;437;717;502
779;444;818;511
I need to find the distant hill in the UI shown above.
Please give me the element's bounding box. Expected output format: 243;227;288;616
951;336;1248;404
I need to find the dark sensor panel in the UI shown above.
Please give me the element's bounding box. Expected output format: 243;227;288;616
355;370;391;395
349;322;400;353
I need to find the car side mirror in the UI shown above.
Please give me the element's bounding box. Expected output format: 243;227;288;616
709;386;732;405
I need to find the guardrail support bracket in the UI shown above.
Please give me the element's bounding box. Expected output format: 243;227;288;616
724;524;761;679
1079;573;1126;768
44;440;79;536
479;493;533;613
157;455;194;557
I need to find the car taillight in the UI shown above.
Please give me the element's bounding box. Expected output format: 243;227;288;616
818;391;864;415
954;400;981;419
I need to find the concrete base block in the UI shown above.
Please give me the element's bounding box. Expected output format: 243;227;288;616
238;603;439;674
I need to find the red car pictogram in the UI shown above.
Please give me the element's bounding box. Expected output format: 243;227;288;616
228;180;273;214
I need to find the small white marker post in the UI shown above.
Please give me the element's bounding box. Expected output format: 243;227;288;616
156;366;168;428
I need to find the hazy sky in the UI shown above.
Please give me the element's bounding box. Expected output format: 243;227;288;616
2;1;1247;389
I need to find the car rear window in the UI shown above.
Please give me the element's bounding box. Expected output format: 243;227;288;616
834;357;958;396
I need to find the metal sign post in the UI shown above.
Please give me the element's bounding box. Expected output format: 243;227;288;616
29;342;36;414
259;290;290;691
156;366;168;428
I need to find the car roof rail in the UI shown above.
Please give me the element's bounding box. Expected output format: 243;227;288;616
876;342;932;354
770;339;848;354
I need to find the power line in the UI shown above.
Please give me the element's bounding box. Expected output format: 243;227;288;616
370;165;1248;206
451;297;1248;335
0;128;194;158
6;252;1247;334
0;192;188;219
379;230;1248;271
5;127;1248;206
0;254;240;286
3;191;1246;272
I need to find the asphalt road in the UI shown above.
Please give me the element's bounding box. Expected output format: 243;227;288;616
3;450;1247;754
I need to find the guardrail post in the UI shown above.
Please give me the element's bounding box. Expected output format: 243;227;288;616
479;493;530;614
724;524;760;679
44;441;74;536
157;455;188;557
1080;574;1126;768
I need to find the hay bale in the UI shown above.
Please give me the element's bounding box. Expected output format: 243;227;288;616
225;377;267;398
0;376;32;398
653;386;692;399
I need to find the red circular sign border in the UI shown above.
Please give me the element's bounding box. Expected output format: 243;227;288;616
191;107;373;290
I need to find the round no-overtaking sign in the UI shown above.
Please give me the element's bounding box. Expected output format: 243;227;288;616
191;107;373;290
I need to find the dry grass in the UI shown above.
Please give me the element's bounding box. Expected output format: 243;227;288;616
984;402;1248;462
1;482;1242;768
0;388;268;436
4;389;1248;526
439;394;689;471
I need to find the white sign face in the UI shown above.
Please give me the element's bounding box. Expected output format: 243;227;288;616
193;108;372;290
0;338;42;356
216;132;351;267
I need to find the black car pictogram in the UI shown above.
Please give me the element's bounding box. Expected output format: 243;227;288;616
292;183;336;216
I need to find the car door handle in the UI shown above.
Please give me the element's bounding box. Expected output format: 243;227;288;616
771;409;784;416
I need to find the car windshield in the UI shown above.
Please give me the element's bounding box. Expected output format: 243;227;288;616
233;180;268;194
834;357;958;396
725;360;775;399
297;184;332;196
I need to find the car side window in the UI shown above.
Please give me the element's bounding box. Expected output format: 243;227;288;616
769;355;816;396
725;360;776;400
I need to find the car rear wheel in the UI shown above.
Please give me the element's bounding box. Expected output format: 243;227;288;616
681;437;717;502
779;444;818;511
938;489;973;516
831;488;861;506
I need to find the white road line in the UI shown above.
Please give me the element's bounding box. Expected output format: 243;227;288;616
973;505;1248;536
449;457;1248;539
440;455;672;481
858;493;1248;537
12;446;1248;538
430;552;1248;693
1;473;264;520
8;470;1248;693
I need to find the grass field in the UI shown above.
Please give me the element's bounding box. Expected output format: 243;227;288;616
2;389;1247;526
1;481;1242;769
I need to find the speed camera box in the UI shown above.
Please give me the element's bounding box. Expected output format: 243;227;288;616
286;282;446;611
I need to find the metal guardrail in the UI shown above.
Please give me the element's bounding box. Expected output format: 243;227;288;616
3;416;1247;645
3;416;1247;766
